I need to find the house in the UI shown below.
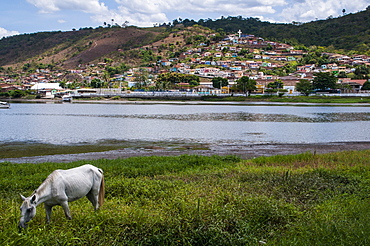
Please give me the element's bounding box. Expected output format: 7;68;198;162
203;52;212;57
338;79;367;92
290;50;305;55
38;89;57;99
230;66;242;71
0;83;23;92
160;59;172;66
214;52;223;58
30;83;63;91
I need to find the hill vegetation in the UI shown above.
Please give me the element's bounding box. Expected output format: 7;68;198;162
181;6;370;52
0;6;369;69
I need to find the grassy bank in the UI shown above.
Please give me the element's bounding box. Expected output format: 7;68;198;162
201;95;370;104
5;95;370;105
1;151;369;245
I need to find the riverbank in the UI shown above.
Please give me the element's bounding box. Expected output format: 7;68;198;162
4;95;370;106
2;141;370;164
6;98;370;107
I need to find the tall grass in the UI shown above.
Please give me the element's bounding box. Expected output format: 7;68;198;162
1;151;369;245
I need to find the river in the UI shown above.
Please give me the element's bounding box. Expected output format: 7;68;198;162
1;101;370;145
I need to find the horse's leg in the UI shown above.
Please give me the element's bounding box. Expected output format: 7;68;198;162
44;204;53;223
86;191;99;210
60;201;72;220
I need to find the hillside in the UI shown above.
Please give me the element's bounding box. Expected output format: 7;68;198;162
0;27;163;68
257;7;370;50
182;6;370;51
0;7;369;69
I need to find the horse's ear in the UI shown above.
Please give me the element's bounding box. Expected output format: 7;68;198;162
20;194;26;201
31;194;37;204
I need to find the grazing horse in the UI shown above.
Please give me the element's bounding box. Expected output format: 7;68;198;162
19;164;105;228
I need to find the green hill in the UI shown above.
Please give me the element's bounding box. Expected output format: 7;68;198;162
0;6;369;69
182;6;370;51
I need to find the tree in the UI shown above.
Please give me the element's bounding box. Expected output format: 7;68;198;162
362;81;370;90
133;68;149;89
59;79;68;89
91;78;104;88
211;77;228;89
337;71;347;78
296;79;313;96
312;72;337;90
155;73;200;90
236;76;256;96
102;71;111;87
354;65;370;79
9;90;27;98
267;79;284;89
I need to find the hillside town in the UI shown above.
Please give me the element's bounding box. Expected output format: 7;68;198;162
1;30;370;99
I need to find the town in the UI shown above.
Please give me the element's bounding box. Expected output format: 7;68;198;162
1;27;370;99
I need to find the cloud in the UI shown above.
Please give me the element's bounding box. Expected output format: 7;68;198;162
279;0;369;23
0;27;19;39
26;0;289;27
100;0;287;26
26;0;108;14
113;0;286;16
25;0;369;28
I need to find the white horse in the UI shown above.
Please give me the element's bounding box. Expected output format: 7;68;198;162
19;164;105;228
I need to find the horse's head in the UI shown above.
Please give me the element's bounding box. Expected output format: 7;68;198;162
19;194;37;229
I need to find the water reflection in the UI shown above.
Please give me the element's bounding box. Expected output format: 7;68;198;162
0;103;369;145
7;111;370;122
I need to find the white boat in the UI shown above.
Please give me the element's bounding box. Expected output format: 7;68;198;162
62;94;72;102
0;101;10;109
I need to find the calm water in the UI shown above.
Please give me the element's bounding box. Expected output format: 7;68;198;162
1;102;369;145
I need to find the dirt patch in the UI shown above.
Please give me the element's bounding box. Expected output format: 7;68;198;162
63;28;159;67
1;142;369;164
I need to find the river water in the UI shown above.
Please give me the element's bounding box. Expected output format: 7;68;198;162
1;102;370;146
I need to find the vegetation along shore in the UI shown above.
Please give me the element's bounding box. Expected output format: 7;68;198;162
1;151;369;245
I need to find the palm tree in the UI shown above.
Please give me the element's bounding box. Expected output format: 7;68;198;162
102;71;111;88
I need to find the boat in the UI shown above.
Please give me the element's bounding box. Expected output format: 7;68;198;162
62;94;73;102
0;101;10;109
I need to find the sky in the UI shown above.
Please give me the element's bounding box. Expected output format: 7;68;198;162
0;0;369;38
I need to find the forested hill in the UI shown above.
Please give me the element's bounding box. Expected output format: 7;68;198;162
180;6;370;51
0;6;368;68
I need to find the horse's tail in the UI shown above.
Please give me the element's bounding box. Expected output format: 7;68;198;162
98;170;105;208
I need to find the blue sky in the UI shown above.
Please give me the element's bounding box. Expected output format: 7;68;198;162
0;0;369;38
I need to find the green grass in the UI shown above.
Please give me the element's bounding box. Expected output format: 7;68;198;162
267;96;370;104
135;95;370;104
1;151;369;245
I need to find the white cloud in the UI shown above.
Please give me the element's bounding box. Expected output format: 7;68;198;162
24;0;370;28
0;27;19;39
26;0;108;14
279;0;369;23
103;0;288;26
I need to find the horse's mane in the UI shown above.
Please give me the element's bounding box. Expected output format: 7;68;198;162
35;170;60;195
